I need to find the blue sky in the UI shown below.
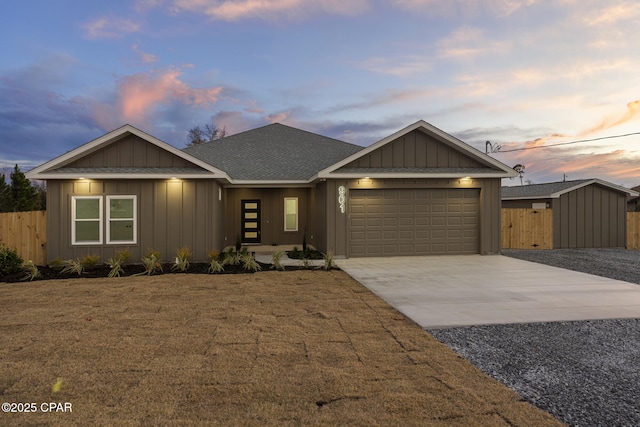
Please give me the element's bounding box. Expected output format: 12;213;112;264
1;0;639;187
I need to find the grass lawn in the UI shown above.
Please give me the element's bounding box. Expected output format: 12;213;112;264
0;270;562;426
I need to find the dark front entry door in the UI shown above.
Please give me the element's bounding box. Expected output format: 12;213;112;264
241;200;261;244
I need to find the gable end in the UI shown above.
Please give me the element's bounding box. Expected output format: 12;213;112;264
342;129;485;169
67;134;199;169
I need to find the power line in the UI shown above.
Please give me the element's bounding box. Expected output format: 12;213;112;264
497;131;640;153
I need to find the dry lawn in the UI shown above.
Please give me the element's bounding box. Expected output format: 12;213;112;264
0;271;563;426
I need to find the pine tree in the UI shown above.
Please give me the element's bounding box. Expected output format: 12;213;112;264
0;173;10;212
7;165;41;212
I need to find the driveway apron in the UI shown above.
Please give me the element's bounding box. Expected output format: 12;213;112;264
337;255;640;328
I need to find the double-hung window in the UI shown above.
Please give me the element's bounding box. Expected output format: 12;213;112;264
284;197;298;231
72;196;103;245
71;195;137;245
107;196;136;244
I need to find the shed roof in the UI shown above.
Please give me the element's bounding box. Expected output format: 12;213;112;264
183;123;364;181
502;179;639;199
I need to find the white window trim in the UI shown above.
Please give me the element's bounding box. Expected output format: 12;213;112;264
284;197;298;232
106;195;137;244
72;196;103;245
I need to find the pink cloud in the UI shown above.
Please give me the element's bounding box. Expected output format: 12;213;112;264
90;69;223;129
580;100;640;136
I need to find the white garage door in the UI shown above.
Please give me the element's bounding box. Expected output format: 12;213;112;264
349;188;479;256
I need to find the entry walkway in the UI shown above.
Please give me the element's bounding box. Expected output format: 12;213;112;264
337;255;640;329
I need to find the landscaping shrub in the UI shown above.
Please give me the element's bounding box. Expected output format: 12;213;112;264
0;244;23;276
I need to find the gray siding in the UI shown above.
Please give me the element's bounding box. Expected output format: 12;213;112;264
553;184;627;248
68;134;200;168
342;130;484;169
46;179;223;263
224;188;315;248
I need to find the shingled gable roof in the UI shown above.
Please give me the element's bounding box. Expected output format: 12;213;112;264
26;124;229;180
502;178;639;199
315;120;519;179
182;123;364;183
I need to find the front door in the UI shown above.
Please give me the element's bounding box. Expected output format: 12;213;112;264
241;199;261;244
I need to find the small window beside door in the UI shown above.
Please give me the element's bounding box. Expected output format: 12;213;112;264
284;197;298;231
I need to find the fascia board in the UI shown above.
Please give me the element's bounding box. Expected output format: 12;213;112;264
323;172;515;179
501;195;556;200
226;180;313;187
549;179;639;198
317;120;519;178
25;124;231;181
31;173;225;180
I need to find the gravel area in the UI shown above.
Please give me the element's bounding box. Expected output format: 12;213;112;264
429;249;640;427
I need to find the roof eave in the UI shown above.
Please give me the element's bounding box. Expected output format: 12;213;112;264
501;195;558;200
30;173;225;180
224;180;315;188
319;172;517;179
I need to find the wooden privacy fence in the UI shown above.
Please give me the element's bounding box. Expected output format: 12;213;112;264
0;211;46;265
628;212;640;250
502;209;640;250
501;208;553;250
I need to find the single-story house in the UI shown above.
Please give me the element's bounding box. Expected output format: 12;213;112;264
627;184;640;211
502;179;639;249
27;120;518;262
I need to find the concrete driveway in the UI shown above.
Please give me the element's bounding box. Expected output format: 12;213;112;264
337;255;640;329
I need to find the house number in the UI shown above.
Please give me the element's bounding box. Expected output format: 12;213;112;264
338;186;346;213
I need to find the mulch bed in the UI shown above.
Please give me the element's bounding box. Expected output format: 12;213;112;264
0;262;290;283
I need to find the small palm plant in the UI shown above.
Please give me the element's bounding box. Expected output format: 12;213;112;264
60;258;84;276
271;251;285;271
107;248;132;278
172;246;192;272
22;260;41;281
138;249;162;276
242;252;262;272
207;250;224;274
323;251;335;271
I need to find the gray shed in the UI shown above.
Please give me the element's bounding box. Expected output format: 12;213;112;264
502;179;639;249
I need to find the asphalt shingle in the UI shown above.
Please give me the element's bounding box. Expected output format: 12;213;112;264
182;123;364;181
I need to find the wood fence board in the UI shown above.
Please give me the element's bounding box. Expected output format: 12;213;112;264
501;208;553;249
0;211;46;265
628;212;640;250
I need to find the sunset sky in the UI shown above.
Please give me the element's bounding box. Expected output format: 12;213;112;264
1;0;639;187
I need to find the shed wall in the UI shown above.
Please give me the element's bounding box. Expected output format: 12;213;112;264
553;185;627;248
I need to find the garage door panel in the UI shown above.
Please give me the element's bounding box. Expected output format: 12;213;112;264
349;188;479;256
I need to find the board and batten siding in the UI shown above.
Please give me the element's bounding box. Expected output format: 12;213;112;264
553;184;627;248
341;130;485;169
46;179;223;263
67;134;201;169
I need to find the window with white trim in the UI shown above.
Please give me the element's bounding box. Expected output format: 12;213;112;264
107;196;137;244
284;197;298;231
72;196;103;245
